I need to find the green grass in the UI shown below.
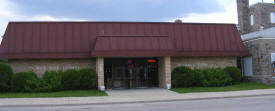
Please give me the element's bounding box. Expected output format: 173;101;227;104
0;90;107;98
171;82;275;93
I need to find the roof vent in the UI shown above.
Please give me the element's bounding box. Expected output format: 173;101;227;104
174;19;182;23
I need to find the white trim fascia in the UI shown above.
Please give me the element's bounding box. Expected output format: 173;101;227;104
242;37;275;43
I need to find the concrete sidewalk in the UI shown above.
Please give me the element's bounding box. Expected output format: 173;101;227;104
1;88;275;107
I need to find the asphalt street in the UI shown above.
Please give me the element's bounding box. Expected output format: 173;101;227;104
1;95;275;111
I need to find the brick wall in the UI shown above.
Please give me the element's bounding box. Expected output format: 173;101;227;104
158;56;171;89
8;59;96;77
171;56;237;70
96;57;104;90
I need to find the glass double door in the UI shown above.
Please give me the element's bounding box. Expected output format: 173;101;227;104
104;58;158;89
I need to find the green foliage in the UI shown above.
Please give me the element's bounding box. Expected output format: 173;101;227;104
61;68;97;90
171;82;275;93
11;72;39;92
4;67;97;92
0;60;8;63
61;69;80;90
172;66;195;88
0;63;13;92
0;90;107;98
78;68;96;89
224;67;242;84
193;69;204;86
39;70;62;92
201;68;232;87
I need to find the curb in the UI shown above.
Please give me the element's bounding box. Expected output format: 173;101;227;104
1;93;275;107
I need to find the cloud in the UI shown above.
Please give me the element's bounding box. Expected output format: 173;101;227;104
30;15;86;21
170;0;237;24
13;0;222;22
169;0;275;23
0;0;86;39
0;0;16;38
250;0;274;5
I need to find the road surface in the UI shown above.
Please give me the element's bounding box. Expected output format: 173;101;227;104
1;95;275;111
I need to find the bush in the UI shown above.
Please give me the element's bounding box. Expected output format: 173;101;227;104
78;68;96;89
193;69;204;86
61;68;97;90
11;72;39;92
39;70;62;92
224;67;242;84
172;66;195;88
61;69;80;90
0;63;13;92
202;68;232;87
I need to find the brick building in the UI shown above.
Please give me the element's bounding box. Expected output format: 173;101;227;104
0;22;249;90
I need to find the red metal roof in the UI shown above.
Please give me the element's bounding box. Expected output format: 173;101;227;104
0;22;249;59
92;36;176;56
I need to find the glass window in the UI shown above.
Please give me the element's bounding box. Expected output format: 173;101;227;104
250;15;254;25
243;56;253;76
272;53;275;63
271;53;275;76
271;12;275;23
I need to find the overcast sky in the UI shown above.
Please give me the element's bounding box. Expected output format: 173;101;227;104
0;0;274;38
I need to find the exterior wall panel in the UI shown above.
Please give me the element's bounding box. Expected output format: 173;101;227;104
171;56;237;70
158;56;171;89
8;59;96;77
243;39;275;84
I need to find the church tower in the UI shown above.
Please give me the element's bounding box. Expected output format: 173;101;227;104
237;0;250;34
237;0;275;34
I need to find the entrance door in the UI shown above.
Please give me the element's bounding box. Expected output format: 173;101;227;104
132;61;148;88
104;58;158;89
112;61;128;89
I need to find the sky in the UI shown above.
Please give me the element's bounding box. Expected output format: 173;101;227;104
0;0;274;39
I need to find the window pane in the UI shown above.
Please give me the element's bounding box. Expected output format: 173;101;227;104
244;56;253;76
250;15;254;25
271;12;275;23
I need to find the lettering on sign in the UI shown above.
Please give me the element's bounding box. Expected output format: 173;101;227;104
177;63;209;68
35;65;80;71
49;66;59;70
63;66;80;70
35;66;46;70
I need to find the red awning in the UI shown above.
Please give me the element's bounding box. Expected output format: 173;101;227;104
91;36;177;57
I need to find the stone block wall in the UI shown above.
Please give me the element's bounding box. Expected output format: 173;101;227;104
8;59;96;77
96;57;104;90
8;56;238;89
158;56;171;89
171;56;237;70
243;39;275;84
237;0;250;34
237;1;275;34
249;3;275;32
